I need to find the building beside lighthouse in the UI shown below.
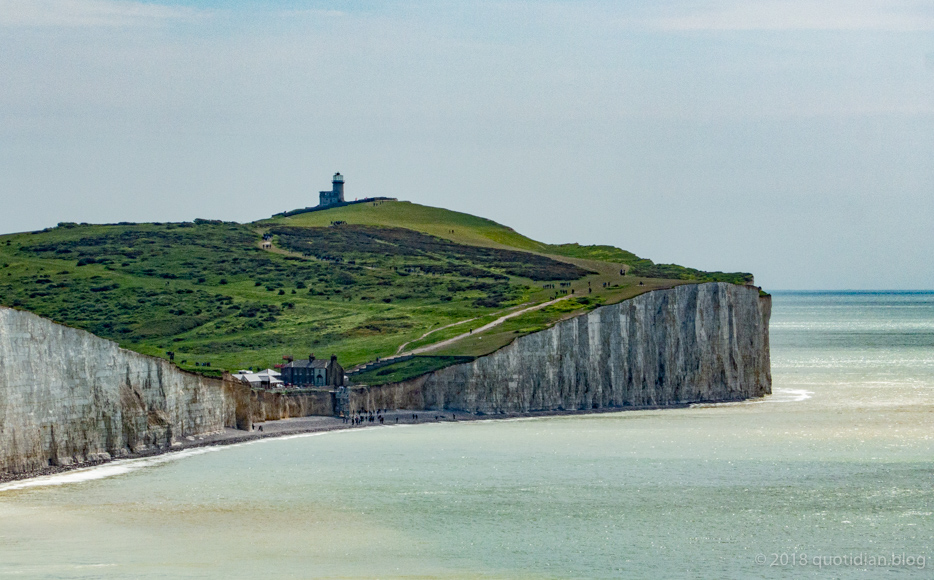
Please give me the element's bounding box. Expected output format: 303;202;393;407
271;172;397;218
319;172;345;207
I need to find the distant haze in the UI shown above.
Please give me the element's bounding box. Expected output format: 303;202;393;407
2;0;932;290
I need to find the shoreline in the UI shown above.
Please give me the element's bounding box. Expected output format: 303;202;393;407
0;400;745;486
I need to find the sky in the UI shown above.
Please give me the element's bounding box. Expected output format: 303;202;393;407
1;0;932;290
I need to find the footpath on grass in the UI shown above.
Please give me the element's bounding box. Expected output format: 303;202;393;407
404;294;573;355
348;295;573;374
394;317;478;355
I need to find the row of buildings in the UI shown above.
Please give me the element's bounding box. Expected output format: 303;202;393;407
233;354;345;389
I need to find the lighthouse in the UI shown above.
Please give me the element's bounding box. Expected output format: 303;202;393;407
331;172;344;200
319;172;345;207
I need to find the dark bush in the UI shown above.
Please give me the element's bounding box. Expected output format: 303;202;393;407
269;225;592;282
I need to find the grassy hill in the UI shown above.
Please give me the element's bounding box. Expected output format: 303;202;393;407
264;201;752;284
0;202;753;381
260;200;551;253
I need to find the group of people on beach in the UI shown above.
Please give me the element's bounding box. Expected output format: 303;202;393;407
345;410;387;425
341;410;457;426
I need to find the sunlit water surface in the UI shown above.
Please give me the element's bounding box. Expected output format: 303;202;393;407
1;292;933;578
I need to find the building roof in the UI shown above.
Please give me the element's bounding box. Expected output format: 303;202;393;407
233;371;283;385
238;368;281;377
282;359;329;369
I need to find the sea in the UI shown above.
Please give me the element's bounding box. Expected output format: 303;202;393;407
1;291;932;579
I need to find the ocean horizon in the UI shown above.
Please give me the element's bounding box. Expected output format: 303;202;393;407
771;289;934;294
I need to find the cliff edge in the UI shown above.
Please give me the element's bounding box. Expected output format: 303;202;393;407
354;282;771;412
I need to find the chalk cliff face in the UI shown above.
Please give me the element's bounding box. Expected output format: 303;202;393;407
0;307;240;476
357;283;771;413
251;389;333;421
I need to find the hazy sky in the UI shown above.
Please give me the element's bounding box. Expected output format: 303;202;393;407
2;0;932;289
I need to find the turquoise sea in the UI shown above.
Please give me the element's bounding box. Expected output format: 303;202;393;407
1;292;932;578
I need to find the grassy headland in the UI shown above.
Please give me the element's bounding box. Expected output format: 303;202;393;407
0;201;752;381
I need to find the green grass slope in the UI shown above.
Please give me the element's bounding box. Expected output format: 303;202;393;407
0;202;753;381
261;200;551;253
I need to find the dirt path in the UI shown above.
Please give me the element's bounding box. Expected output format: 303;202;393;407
256;239;296;257
404;294;574;355
256;230;580;361
393;300;542;355
395;317;478;354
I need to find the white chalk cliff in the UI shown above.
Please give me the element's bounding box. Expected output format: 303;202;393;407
0;307;238;475
360;283;771;412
